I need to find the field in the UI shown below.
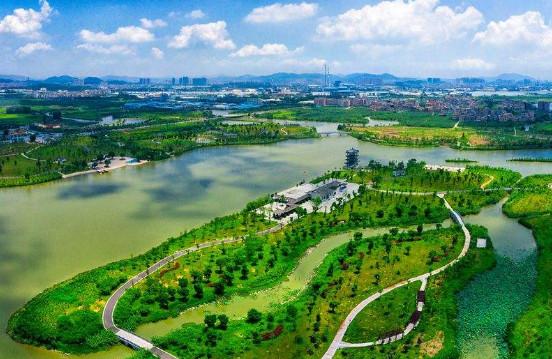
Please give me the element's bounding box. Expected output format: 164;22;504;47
503;175;552;217
347;125;483;148
0;106;41;127
258;107;455;127
0;153;62;187
347;124;552;149
338;225;495;359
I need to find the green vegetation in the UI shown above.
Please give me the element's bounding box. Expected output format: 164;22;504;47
502;176;552;358
346;124;552;150
445;158;478;163
343;281;419;343
8;164;453;354
257;107;455;127
465;165;522;189
508;157;552;162
503;175;552;217
339;225;496;359
314;160;505;193
508;215;552;358
0;120;317;186
347;125;483;148
7;211;274;354
152;226;466;358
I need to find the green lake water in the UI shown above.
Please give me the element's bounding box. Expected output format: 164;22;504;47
1;127;552;359
459;200;537;359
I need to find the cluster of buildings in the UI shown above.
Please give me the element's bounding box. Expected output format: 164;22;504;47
260;179;359;223
1;127;61;144
314;94;550;123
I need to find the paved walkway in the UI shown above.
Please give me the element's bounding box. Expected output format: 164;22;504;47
102;223;284;359
322;194;471;359
103;238;243;358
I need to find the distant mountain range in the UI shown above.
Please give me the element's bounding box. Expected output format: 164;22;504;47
0;72;541;86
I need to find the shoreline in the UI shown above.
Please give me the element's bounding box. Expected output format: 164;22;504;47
61;159;149;179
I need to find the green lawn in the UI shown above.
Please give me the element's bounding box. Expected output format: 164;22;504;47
258;107;455;128
343;281;419;343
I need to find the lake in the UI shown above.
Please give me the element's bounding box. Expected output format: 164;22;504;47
1;131;551;359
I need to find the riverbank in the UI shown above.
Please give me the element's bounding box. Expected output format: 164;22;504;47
61;157;148;179
0;120;317;188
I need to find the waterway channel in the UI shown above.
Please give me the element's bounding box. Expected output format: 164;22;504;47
0;123;550;359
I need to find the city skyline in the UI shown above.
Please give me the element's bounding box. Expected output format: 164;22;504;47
3;0;552;79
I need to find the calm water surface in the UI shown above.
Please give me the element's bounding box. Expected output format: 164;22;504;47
2;132;552;359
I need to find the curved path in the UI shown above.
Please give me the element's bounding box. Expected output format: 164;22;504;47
102;224;283;358
322;194;471;358
103;238;242;358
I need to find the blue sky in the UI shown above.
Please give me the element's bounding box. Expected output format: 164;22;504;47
2;0;552;79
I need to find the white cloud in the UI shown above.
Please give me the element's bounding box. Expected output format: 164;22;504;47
140;18;167;29
16;41;52;57
169;21;235;50
282;57;327;68
317;0;483;45
186;10;206;19
76;43;134;55
474;11;552;48
350;43;402;56
452;57;495;71
0;0;53;38
245;2;318;23
231;43;302;57
79;26;154;44
151;47;164;59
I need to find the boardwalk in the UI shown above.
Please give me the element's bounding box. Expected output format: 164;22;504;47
322;194;471;358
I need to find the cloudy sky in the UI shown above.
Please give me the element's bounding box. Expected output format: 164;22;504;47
2;0;552;79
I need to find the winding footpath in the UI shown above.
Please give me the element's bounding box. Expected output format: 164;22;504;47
102;224;283;359
322;194;471;359
103;189;473;359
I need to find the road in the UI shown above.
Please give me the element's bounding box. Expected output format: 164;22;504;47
322;194;471;359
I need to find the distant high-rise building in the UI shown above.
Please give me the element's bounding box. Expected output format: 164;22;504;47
344;148;359;169
538;101;551;112
138;78;151;85
171;77;176;86
179;76;189;86
192;77;207;86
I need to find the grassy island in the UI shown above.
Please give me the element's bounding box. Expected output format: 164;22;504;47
7;161;519;359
